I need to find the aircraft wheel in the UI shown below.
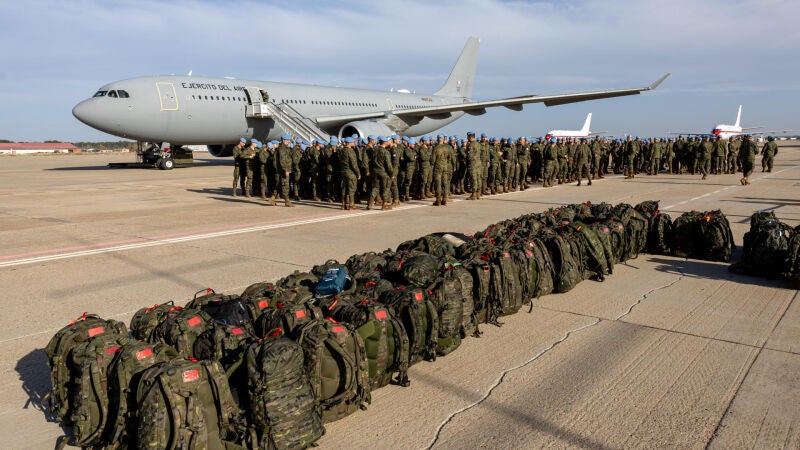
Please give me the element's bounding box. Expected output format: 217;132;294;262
163;158;174;170
155;158;165;169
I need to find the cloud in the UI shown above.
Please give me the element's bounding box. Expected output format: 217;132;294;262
0;0;798;140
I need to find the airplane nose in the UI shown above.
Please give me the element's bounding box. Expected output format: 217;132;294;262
72;99;94;125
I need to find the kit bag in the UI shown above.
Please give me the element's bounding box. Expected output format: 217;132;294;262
245;333;325;450
135;358;246;449
44;313;127;424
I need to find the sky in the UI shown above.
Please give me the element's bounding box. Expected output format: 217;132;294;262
0;0;798;142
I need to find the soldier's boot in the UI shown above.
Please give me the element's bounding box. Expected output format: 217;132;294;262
341;201;347;210
702;174;707;180
268;195;276;206
381;202;391;210
441;197;447;206
285;198;295;207
393;199;401;207
745;178;751;185
244;190;251;198
467;193;475;200
432;199;440;206
232;186;238;197
260;188;266;200
349;202;356;210
588;178;592;186
577;180;581;186
367;199;374;210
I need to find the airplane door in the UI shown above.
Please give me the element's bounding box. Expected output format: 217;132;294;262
156;82;179;111
245;87;263;105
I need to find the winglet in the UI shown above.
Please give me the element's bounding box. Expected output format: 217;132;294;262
647;73;670;90
435;37;481;98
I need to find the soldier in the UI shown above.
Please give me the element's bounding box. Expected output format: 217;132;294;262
698;135;713;180
516;137;530;189
479;133;491;195
738;135;758;185
256;141;272;203
274;134;295;207
726;136;740;174
664;138;675;174
399;137;417;201
231;138;247;196
290;139;304;201
761;136;778;172
542;138;558;187
367;136;394;210
431;133;456;206
339;137;361;210
574;138;592;186
530;137;543;183
453;137;468;195
240;139;258;197
590;136;603;179
503;137;518;191
306;140;322;201
712;135;726;175
649;138;663;175
465;132;483;200
388;135;401;206
322;137;340;203
623;136;639;179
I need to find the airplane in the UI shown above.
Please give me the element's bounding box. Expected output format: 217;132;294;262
72;37;669;158
670;105;769;139
544;113;607;140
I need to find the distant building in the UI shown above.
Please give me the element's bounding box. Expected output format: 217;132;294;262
0;142;78;154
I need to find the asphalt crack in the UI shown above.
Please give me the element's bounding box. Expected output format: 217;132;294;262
424;318;601;450
615;266;685;320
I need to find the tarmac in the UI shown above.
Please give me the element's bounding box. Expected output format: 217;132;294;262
1;146;798;449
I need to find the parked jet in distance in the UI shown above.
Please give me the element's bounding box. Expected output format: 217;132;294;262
544;113;607;140
73;37;669;157
671;105;769;139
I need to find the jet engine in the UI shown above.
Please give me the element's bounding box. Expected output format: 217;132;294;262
338;121;395;139
207;144;235;157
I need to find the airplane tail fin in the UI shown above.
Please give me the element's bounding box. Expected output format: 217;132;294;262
435;37;480;98
734;105;742;128
580;113;592;134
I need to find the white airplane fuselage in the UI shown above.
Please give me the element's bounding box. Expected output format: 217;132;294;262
72;75;467;145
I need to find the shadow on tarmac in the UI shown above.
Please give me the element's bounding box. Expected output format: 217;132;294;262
648;256;792;288
16;349;56;423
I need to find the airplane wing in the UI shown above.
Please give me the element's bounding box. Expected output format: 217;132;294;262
750;129;797;135
317;73;670;127
588;131;609;136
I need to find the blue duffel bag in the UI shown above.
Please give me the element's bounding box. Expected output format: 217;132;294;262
316;266;351;296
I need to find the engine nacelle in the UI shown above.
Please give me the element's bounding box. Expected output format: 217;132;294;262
207;144;235;157
338;121;395;139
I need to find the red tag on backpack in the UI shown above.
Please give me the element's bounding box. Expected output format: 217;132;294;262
257;300;269;309
503;252;510;258
105;346;121;355
87;326;105;337
182;369;200;383
331;325;345;334
414;291;423;301
187;316;202;327
136;348;153;360
232;327;244;335
295;309;306;319
374;310;387;320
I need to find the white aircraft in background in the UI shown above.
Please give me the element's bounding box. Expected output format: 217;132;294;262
544;113;606;140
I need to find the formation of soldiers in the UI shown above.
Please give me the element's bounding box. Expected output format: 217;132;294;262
230;132;780;208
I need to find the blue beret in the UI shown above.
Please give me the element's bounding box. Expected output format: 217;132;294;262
250;138;258;143
255;142;262;148
391;134;400;140
280;133;292;140
344;137;354;143
467;131;475;136
330;138;339;145
240;138;247;143
480;133;487;138
368;135;376;140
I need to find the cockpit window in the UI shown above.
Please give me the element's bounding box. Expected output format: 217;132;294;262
108;90;118;98
93;91;108;97
117;90;130;98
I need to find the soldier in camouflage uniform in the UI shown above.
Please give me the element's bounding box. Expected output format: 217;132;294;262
231;138;247;197
417;137;433;199
480;134;491;195
368;136;395;210
516;138;530;189
624;136;639;179
399;137;417;201
574;138;592;186
712;136;726;175
240;139;258;197
543;138;558;187
388;136;401;206
290;140;304;201
698;136;713;180
275;134;295;207
431;134;457;206
339;137;361;210
322;138;340;203
738;135;758;185
726;137;740;174
761;136;778;172
465;132;484;200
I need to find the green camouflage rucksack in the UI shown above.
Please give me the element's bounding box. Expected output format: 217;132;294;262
569;222;610;281
386;251;440;288
378;286;439;364
785;224;800;288
297;318;372;423
527;238;555;298
443;261;477;338
428;273;465;356
151;308;214;358
103;341;178;449
65;333;126;448
130;302;176;341
646;212;674;256
545;232;585;293
323;297;411;388
731;217;792;278
136;358;246;449
44;313;128;425
245;333;325;450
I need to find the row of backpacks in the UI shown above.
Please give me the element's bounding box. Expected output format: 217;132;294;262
730;210;800;286
44;200;743;450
